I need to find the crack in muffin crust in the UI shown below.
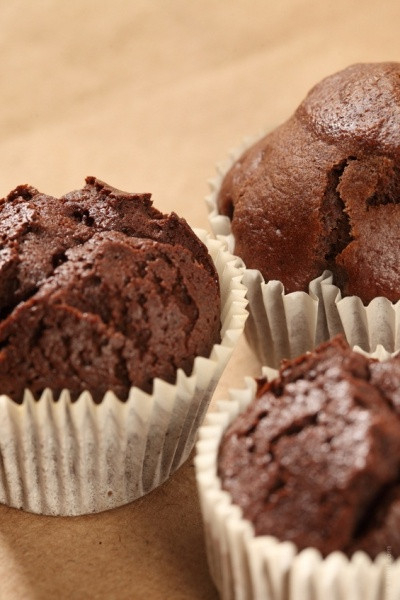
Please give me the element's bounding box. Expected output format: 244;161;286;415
217;62;400;302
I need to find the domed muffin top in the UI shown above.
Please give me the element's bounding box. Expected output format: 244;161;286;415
217;63;400;303
297;62;400;156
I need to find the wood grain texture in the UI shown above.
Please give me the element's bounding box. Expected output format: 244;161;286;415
0;1;399;597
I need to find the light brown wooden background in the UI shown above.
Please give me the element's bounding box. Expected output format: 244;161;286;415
0;1;399;598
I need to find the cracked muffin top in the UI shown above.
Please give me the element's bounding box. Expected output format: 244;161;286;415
218;335;400;558
0;177;221;402
217;62;400;303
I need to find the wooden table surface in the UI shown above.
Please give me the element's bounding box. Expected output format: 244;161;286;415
0;1;399;598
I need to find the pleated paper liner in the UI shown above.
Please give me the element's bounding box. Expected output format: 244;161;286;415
0;229;248;516
195;347;400;600
207;134;400;368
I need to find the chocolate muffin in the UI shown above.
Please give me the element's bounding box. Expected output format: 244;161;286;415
217;62;400;303
0;177;221;402
218;336;400;558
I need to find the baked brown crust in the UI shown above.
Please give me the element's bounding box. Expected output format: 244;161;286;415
218;63;400;302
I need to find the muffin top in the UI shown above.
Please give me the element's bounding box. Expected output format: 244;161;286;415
217;62;400;303
0;177;221;402
218;336;400;558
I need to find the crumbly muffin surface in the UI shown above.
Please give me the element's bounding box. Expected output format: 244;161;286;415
0;178;221;402
218;336;400;557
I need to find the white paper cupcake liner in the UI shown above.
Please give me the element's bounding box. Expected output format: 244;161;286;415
195;347;400;600
207;135;400;368
0;229;248;516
